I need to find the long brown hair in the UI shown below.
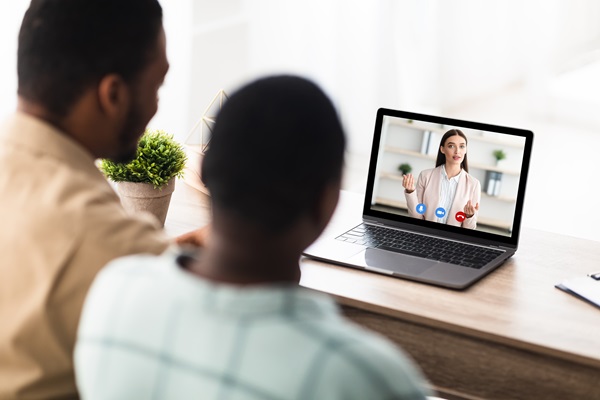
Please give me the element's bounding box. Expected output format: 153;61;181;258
435;129;469;173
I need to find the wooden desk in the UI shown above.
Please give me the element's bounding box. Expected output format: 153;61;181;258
166;181;600;400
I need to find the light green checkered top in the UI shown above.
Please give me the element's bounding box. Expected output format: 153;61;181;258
75;250;431;399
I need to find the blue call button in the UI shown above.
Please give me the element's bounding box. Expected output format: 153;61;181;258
416;203;426;215
435;207;446;218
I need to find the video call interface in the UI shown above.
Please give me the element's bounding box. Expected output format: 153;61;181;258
370;115;527;237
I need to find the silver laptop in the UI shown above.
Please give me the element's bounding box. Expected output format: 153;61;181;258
303;108;534;289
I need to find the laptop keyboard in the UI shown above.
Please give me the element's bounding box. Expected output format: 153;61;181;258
335;223;504;269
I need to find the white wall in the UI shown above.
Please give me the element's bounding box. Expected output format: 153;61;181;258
148;0;194;139
4;1;600;144
0;1;29;120
243;0;444;154
3;1;600;242
240;0;600;154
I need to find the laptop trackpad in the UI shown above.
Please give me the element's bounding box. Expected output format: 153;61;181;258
346;248;437;276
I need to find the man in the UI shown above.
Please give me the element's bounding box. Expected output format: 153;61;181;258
74;76;431;399
0;0;204;398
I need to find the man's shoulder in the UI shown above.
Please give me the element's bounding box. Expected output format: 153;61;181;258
2;142;168;261
14;151;164;241
21;162;122;231
2;133;117;211
0;153;97;246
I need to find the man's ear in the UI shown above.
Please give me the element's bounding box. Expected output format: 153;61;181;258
97;74;129;118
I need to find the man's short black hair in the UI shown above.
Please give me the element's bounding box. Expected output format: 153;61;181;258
17;0;163;117
202;75;346;233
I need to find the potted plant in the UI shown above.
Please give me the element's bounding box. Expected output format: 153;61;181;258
493;149;507;167
100;129;187;226
398;163;412;176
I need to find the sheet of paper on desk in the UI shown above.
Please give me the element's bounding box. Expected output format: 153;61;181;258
556;276;600;309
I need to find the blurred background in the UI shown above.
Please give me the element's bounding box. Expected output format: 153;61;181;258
2;0;600;241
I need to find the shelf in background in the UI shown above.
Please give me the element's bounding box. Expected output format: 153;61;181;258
387;119;525;148
387;119;444;133
383;147;520;175
384;146;435;159
374;196;407;209
481;193;516;203
468;161;520;175
379;171;404;181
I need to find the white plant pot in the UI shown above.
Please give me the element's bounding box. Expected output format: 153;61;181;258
116;178;176;227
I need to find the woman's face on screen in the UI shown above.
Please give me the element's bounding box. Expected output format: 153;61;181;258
440;135;467;166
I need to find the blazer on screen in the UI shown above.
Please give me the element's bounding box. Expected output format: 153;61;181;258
404;165;481;229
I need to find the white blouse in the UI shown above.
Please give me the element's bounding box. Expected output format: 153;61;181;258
438;165;462;224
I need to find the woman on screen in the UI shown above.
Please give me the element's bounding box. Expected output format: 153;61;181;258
402;129;481;229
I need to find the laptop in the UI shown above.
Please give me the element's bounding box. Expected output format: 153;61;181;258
303;108;534;289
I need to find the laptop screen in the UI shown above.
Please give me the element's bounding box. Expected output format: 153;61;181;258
364;108;533;247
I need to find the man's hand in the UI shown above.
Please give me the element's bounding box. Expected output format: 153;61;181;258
175;225;211;247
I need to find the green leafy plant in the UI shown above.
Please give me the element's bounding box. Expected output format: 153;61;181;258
398;163;412;175
100;129;187;189
493;149;507;162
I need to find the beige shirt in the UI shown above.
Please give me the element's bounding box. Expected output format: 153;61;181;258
0;113;170;399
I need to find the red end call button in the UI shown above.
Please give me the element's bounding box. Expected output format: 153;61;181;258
455;211;466;223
